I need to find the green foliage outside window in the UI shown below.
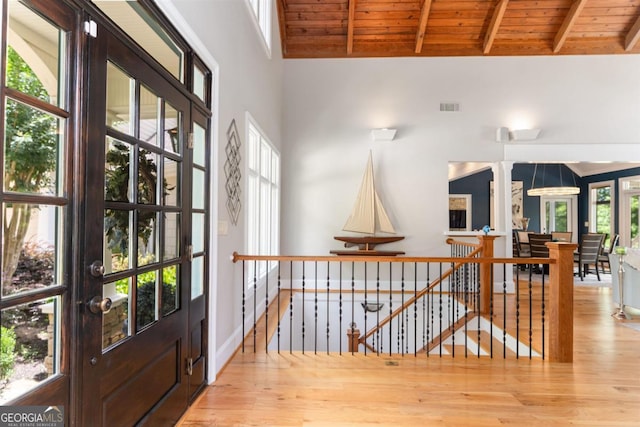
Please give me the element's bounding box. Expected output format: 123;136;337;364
595;186;612;247
0;326;17;380
2;47;57;288
631;195;639;247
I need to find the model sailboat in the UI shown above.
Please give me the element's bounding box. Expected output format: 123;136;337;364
331;152;404;256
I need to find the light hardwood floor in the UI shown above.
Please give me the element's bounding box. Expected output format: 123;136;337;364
179;284;640;426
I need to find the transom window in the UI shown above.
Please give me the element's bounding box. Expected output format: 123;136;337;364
246;0;272;54
93;1;185;83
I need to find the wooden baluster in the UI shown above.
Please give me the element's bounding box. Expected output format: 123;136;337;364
478;235;498;315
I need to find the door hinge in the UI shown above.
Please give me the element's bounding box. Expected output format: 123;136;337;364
187;245;193;261
84;20;97;38
186;357;193;376
187;132;194;149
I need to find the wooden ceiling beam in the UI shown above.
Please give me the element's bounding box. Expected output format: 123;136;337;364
483;0;509;55
415;0;433;54
276;0;288;56
624;14;640;51
347;0;356;55
553;0;588;53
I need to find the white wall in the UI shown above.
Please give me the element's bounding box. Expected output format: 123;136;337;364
159;0;640;377
282;55;640;257
162;0;284;378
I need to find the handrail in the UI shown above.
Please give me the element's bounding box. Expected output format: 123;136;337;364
445;237;482;248
359;237;484;343
359;250;482;342
232;251;553;266
233;240;576;362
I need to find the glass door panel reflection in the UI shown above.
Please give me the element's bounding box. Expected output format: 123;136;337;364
104;209;133;274
106;62;133;135
102;278;131;350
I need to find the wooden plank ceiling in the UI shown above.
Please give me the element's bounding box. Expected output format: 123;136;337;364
277;0;640;58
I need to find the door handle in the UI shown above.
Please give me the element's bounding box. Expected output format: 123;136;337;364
90;260;105;277
88;296;112;314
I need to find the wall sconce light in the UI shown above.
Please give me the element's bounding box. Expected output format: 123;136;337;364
371;128;397;142
496;127;541;142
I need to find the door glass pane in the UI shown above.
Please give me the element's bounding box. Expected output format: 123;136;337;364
139;85;159;145
164;103;180;154
192;168;205;210
193;122;205;167
4;99;64;196
6;3;65;108
554;201;568;231
137;148;158;204
163;213;180;261
102;278;130;350
105;137;132;202
544;202;550;232
595;186;612;247
161;265;179;317
163;157;180;206
1;204;62;296
193;66;205;102
192;212;204;254
191;255;203;299
631;195;639;248
136;270;158;331
0;296;60;404
138;212;158;266
106;61;133;135
104;209;132;274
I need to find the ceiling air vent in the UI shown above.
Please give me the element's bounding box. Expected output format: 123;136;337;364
440;102;459;112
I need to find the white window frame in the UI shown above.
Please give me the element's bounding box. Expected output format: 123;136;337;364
244;0;272;57
619;175;640;248
539;195;577;240
245;112;280;285
588;180;615;239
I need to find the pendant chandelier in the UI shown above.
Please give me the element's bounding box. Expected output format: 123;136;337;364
527;163;580;196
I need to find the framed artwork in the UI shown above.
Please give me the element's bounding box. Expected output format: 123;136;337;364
449;194;472;231
490;181;524;229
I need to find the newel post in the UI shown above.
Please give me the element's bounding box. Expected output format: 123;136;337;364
478;235;498;315
347;327;360;353
547;242;578;363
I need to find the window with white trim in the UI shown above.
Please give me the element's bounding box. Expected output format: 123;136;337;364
589;180;615;248
246;0;271;53
246;114;279;283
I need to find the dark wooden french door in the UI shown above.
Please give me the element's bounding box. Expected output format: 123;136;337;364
79;20;197;426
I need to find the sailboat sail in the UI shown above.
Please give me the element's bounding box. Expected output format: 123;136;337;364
342;152;396;234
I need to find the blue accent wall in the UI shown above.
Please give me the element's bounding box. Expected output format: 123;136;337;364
449;163;581;233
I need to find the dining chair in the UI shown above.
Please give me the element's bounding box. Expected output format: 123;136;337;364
551;231;572;242
528;233;552;274
512;230;530;270
573;233;606;281
598;233;619;274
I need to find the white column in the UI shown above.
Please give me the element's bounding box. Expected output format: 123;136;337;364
491;161;515;292
491;161;514;236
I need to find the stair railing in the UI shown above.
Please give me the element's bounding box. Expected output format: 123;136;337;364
232;240;576;362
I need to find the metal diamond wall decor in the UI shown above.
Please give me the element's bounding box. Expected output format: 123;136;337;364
225;119;241;225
